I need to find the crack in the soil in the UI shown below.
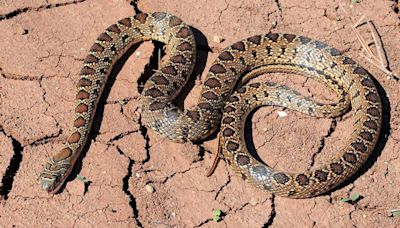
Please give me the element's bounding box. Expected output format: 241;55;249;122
196;194;263;227
391;0;399;17
34;78;63;145
193;218;213;227
161;166;196;184
138;124;151;164
263;195;276;227
0;67;40;80
129;0;142;14
233;202;250;213
201;194;272;227
214;173;231;200
0;135;23;200
125;159;144;227
115;147;144;227
347;207;358;226
217;0;229;24
30;132;63;146
274;0;282;12
309;119;337;169
106;130;138;145
304;199;317;228
106;96;139;106
0;0;86;21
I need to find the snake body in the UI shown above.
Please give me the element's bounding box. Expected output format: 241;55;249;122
39;12;381;198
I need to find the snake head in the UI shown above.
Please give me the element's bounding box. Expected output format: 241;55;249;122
39;174;58;193
39;160;71;194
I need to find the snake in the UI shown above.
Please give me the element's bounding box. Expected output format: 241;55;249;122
39;12;381;198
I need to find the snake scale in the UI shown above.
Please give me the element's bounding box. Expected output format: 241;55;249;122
39;12;381;198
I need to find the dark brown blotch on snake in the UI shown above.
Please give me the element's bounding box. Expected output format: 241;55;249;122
330;163;344;175
226;141;239;152
98;33;112;42
118;18;132;27
222;127;235;137
106;24;121;34
236;154;250;166
343;152;358;164
296;174;310;186
204;78;222;88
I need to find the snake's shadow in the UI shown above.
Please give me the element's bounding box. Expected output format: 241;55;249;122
243;76;390;197
60;27;212;193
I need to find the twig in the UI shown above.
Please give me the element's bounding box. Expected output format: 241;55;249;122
340;2;397;80
351;25;375;59
353;14;366;27
359;52;395;76
368;21;388;68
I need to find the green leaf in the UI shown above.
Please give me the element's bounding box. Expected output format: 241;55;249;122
213;209;221;216
77;174;89;183
393;211;400;217
340;197;351;203
119;99;128;105
350;193;361;201
351;0;362;3
212;209;222;222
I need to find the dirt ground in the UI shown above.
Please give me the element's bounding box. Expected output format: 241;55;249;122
0;0;399;227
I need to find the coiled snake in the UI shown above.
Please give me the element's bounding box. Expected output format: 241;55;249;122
39;12;381;198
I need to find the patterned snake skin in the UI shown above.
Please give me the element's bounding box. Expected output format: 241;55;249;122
39;12;381;198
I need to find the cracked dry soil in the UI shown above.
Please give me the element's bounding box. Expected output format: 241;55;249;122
0;0;399;227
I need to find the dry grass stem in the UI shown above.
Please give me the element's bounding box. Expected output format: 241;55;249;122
340;2;397;79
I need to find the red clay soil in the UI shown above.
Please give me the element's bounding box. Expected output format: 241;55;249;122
0;0;399;227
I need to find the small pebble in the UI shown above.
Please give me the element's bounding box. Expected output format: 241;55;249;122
213;35;224;43
145;184;155;193
135;51;141;57
249;197;258;206
277;111;287;117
